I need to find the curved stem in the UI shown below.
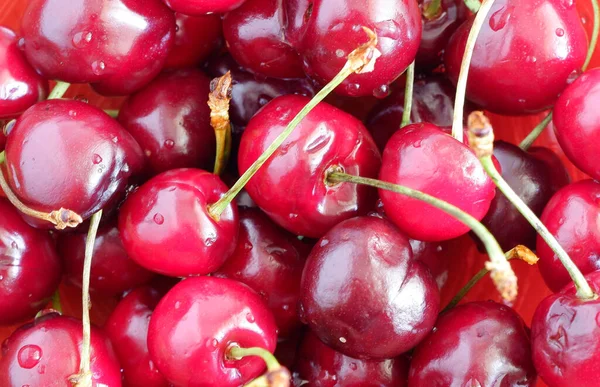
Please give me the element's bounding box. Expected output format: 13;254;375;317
326;171;517;302
208;72;234;175
51;289;62;313
103;109;119;118
0;150;4;165
583;0;600;71
228;345;280;371
423;0;442;19
518;111;552;151
48;81;70;100
451;0;496;142
401;61;415;128
464;0;482;13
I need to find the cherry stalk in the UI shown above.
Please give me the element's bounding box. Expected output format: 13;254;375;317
228;345;290;387
47;81;70;100
401;61;415;128
208;71;233;175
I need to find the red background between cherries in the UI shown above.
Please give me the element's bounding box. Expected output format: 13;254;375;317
1;2;598;386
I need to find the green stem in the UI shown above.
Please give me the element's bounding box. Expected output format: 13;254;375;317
401;61;415;128
104;109;119;118
423;0;443;20
51;290;62;313
48;81;70;100
464;0;482;13
228;345;280;371
518;111;552;150
0;151;5;165
584;0;600;71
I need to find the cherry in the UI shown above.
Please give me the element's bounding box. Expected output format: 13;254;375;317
20;0;176;96
4;99;144;227
379;123;495;241
445;0;587;115
214;208;307;338
0;27;48;119
147;276;278;386
284;0;422;97
299;215;440;359
0;312;121;386
105;286;168;386
118;168;239;277
238;95;381;238
162;0;248;15
293;330;409;386
553;68;600;181
117;69;216;176
528;146;571;194
409;301;536;386
164;13;222;69
536;180;600;293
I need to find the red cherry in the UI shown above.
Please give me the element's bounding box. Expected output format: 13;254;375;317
409;301;536;386
118;168;239;277
238;95;381;238
117;69;216;176
445;0;587;114
0;313;121;386
294;330;409;386
0;27;48;119
285;0;422;97
147;276;277;386
528;145;572;194
537;180;600;293
553;68;600;181
299;216;440;359
164;13;222;69
162;0;248;15
105;286;168;386
20;0;176;96
379;123;495;241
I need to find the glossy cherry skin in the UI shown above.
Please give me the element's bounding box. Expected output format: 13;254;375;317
118;69;216;176
238;95;381;238
528;146;572;194
379;123;495;241
0;199;61;325
164;13;222;69
409;301;536;386
285;0;422;97
118;168;238;277
294;330;409;386
0;27;48;119
300;216;440;359
214;208;307;338
445;0;587;115
105;287;168;387
553;68;600;181
162;0;248;15
0;312;121;386
21;0;176;96
147;276;277;386
531;270;600;387
536;180;600;293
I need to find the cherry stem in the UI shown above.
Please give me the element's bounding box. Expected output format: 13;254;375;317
48;81;70;100
208;72;234;175
208;27;382;219
401;61;415;128
451;0;497;142
228;344;291;386
0;150;4;165
518;111;552;150
326;171;518;302
423;0;442;20
51;289;62;313
464;0;482;13
103;109;119;118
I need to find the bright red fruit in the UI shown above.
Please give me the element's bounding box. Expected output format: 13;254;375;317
162;0;248;15
164;13;222;69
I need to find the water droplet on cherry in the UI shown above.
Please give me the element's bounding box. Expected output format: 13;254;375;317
374;20;401;40
17;345;42;369
205;338;219;351
92;154;103;164
91;60;106;75
335;49;345;58
372;84;390;99
205;237;217;246
164;139;175;148
153;213;164;225
555;28;565;37
246;313;255;323
349;362;357;370
489;6;511;31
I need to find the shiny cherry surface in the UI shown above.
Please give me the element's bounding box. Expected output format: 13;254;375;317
445;0;587;114
20;0;176;96
164;13;222;69
409;301;536;386
379;123;495;241
118;168;238;277
0;27;48;119
299;216;440;359
147;276;277;387
118;69;216;176
238;95;381;238
163;0;248;15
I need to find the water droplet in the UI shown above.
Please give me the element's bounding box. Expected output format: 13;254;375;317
288;213;298;220
112;136;119;143
525;56;537;63
0;275;4;281
122;163;130;173
372;84;390;99
258;96;270;106
319;239;329;247
348;83;361;92
305;133;332;154
244;242;253;251
555;28;565;37
92;154;103;164
282;304;290;311
414;140;422;148
489;6;511;31
205;338;219;351
205;236;217;246
72;31;92;47
37;364;46;374
561;0;574;8
558;217;565;225
164;139;175;148
174;24;180;32
335;49;345;58
91;60;106;75
174;301;181;309
17;345;42;369
339;337;347;343
349;362;358;370
374;20;401;40
153;213;164;225
11;241;18;249
148;359;156;371
17;38;25;50
246;313;255;323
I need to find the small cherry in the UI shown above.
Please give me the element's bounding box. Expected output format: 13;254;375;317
162;0;248;15
164;13;222;69
147;276;278;386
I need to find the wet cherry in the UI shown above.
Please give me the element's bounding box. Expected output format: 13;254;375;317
162;0;248;15
164;13;222;69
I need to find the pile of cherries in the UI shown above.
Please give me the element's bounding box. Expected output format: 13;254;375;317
0;0;599;386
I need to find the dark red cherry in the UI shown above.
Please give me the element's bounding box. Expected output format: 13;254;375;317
0;199;61;325
0;27;48;119
147;276;277;386
285;0;422;97
105;286;168;387
118;168;239;277
299;216;440;359
164;13;222;69
238;95;381;238
118;69;216;176
162;0;248;15
214;208;307;338
528;146;571;194
553;68;600;181
537;180;600;293
4;99;144;226
445;0;587;114
0;313;121;386
21;0;176;96
294;330;409;386
379;123;495;241
409;301;536;386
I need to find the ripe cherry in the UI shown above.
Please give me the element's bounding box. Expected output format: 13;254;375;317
238;95;381;238
20;0;176;96
147;276;278;386
409;301;536;386
0;27;48;119
299;215;440;359
164;13;222;69
528;146;571;194
162;0;248;15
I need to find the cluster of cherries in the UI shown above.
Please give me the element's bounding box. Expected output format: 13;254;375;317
0;0;599;386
